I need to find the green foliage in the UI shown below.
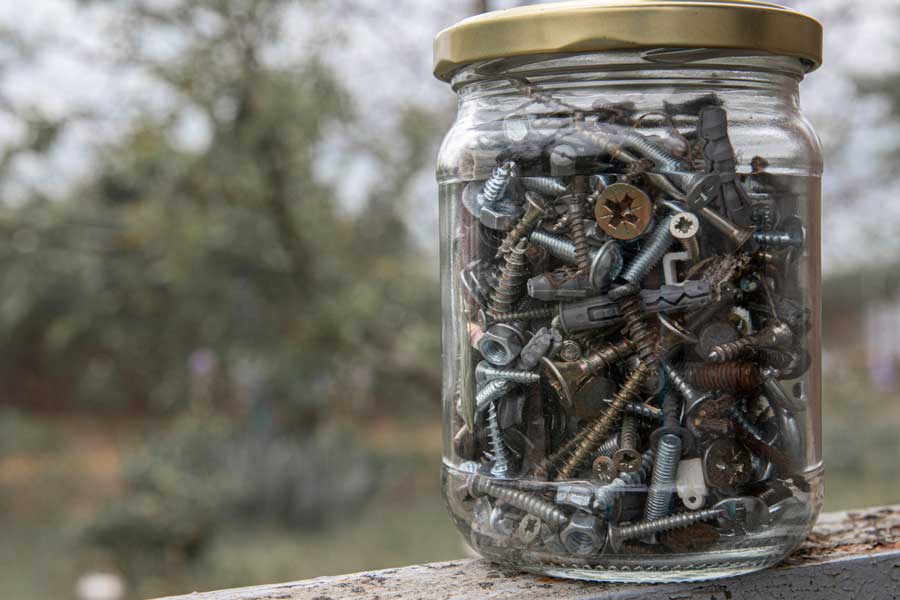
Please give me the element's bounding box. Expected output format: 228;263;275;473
0;0;440;420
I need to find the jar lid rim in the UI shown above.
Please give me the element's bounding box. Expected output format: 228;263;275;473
433;1;822;82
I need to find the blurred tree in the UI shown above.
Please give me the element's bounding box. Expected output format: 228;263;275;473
0;0;441;423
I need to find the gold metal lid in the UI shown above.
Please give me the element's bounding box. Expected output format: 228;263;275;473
433;1;822;81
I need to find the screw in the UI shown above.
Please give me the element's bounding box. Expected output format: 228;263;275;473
486;400;511;477
686;174;755;248
496;192;548;258
753;216;805;249
520;176;568;197
563;193;591;271
594;183;654;240
469;474;568;528
554;361;653;480
703;438;753;494
481;161;516;205
708;322;793;363
606;507;725;553
620;214;676;286
488;305;556;325
618;291;659;368
669;212;700;239
488;239;530;317
662;362;711;416
612;414;641;473
528;230;623;291
593;449;654;517
474;379;511;412
542;338;635;404
644;393;684;524
475;361;542;384
681;362;763;392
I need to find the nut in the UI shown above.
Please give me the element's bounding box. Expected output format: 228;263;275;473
560;512;606;556
477;324;524;366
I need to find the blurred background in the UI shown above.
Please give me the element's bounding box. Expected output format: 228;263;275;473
0;0;898;598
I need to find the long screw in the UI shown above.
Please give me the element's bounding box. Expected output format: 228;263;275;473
554;361;653;480
607;507;724;552
469;475;568;528
619;293;658;368
565;194;591;271
488;306;556;325
486;400;511;477
708;322;793;363
488;239;530;317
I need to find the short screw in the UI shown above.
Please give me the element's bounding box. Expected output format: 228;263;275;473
686;175;755;248
620;214;676;286
612;414;641;473
662;362;711;416
520;176;568;197
496;192;548;258
475;361;542;384
481;161;516;205
475;379;511;412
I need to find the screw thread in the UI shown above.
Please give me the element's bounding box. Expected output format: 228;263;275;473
530;229;577;262
489;239;530;317
486;401;510;476
623;401;663;423
482;367;541;384
708;337;755;363
475;379;510;409
584;338;636;374
621;214;675;285
611;507;723;544
619;414;638;451
554;362;652;480
663;363;702;406
753;230;795;247
620;294;658;368
644;433;682;521
594;449;654;514
595;435;620;458
489;306;556;324
682;362;763;391
483;162;515;204
471;476;568;527
520;177;567;197
566;196;591;271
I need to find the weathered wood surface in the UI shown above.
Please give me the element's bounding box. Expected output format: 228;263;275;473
160;504;900;600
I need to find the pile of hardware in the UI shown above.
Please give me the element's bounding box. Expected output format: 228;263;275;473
447;104;813;562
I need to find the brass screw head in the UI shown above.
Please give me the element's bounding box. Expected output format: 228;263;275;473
594;183;653;240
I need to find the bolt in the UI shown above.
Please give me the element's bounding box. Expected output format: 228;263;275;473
708;322;793;363
475;361;542;384
486;400;511;477
468;474;568;528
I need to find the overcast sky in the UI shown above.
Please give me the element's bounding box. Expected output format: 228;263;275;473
0;0;899;275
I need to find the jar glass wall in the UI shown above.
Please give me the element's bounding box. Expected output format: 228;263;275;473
438;51;822;582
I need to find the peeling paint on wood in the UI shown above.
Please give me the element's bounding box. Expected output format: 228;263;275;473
157;504;900;600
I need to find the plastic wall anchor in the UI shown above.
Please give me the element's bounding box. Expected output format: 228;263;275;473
676;457;708;510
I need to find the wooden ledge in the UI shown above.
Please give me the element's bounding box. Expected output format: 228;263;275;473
160;504;900;600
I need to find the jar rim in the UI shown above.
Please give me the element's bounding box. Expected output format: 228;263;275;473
433;1;822;82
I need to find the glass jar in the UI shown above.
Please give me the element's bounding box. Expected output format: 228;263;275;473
434;1;823;583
